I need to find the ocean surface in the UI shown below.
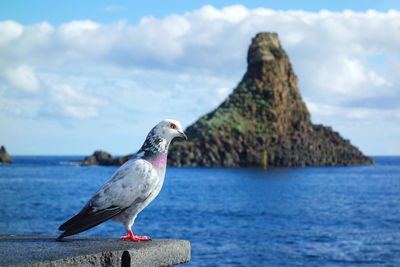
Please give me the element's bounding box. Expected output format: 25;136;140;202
1;156;400;266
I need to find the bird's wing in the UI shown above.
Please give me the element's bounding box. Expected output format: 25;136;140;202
94;158;159;209
57;158;158;240
57;203;124;240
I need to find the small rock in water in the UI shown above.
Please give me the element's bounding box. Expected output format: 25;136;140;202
0;145;12;164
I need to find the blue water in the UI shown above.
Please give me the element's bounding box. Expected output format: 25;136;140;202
1;156;400;266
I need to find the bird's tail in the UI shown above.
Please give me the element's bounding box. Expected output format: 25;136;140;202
56;204;123;241
56;232;67;241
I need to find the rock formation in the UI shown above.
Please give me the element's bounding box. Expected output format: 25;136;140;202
0;145;12;164
167;32;374;167
75;150;134;166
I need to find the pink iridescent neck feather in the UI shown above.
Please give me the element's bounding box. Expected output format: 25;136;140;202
147;153;167;168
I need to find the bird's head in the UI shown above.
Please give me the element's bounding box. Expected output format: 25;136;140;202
139;119;187;159
155;119;187;141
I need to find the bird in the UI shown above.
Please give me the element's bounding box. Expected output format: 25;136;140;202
56;119;187;241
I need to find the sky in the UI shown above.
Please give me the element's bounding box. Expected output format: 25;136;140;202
1;1;399;156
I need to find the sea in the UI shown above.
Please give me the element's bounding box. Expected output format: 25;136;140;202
1;156;400;266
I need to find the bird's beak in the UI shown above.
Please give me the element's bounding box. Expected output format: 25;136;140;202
179;131;188;140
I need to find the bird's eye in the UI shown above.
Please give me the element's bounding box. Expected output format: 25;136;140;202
170;123;176;129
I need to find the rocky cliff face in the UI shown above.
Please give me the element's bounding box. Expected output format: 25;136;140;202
0;146;12;164
167;33;374;167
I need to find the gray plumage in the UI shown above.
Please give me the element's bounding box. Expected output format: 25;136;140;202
57;119;186;241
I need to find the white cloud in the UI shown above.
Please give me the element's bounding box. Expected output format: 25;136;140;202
0;5;400;154
194;5;250;23
0;20;23;46
62;105;98;119
58;20;100;47
368;71;392;87
103;5;123;12
306;100;400;121
27;81;105;120
4;65;39;92
50;84;99;105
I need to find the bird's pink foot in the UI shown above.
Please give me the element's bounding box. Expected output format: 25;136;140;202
121;230;151;242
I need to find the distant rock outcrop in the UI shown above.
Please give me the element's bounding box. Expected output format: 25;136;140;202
0;146;12;164
167;32;374;167
75;150;134;166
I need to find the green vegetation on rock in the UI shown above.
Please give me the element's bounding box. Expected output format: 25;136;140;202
168;32;374;168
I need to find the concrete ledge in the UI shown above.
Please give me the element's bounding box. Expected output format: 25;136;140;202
0;234;190;267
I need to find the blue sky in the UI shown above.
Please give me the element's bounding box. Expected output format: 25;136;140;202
2;0;399;25
1;1;399;155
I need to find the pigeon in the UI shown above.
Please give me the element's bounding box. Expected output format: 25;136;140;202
57;119;187;241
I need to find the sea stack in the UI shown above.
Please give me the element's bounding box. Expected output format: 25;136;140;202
168;32;374;167
0;146;12;164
